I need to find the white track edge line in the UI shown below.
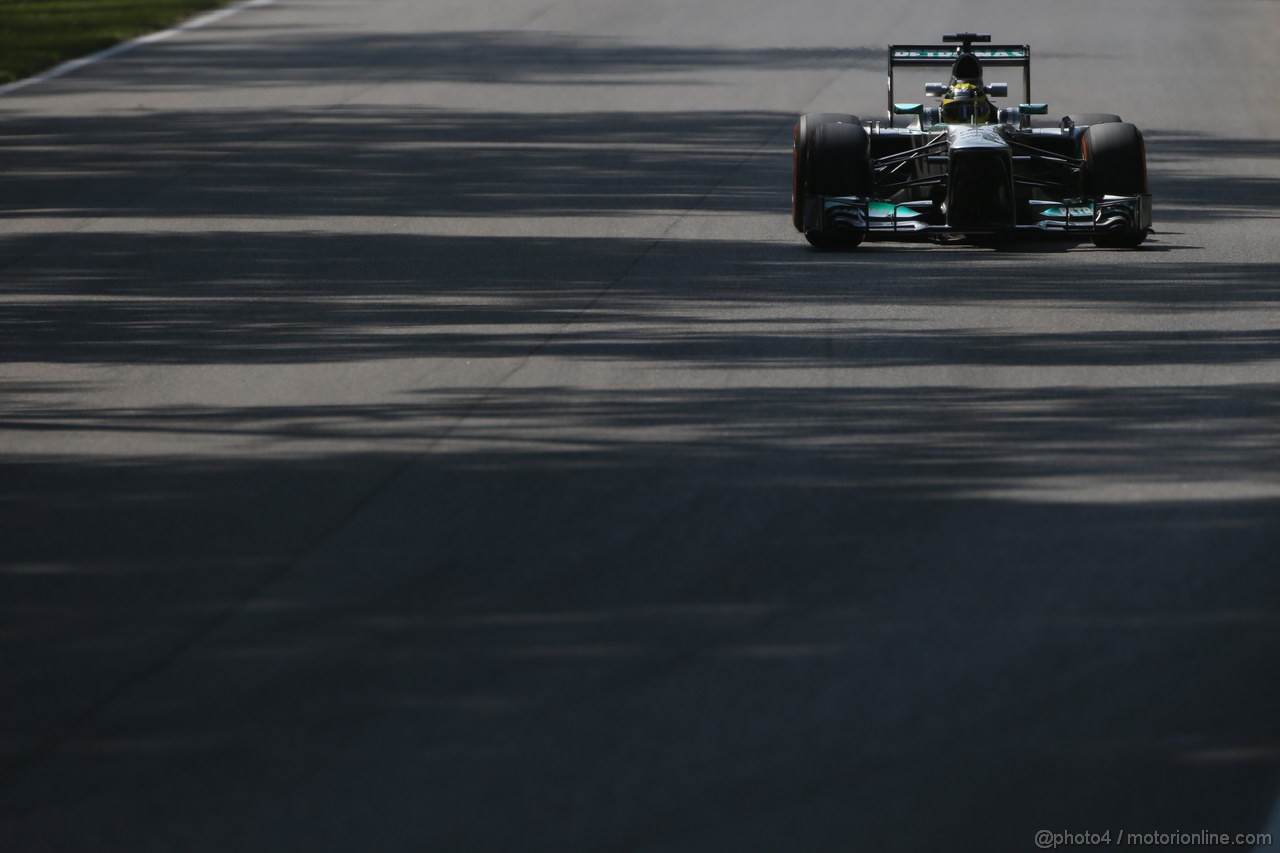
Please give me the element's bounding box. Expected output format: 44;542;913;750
0;0;277;97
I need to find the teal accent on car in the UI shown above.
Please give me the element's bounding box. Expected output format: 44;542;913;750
868;202;924;219
1040;205;1095;219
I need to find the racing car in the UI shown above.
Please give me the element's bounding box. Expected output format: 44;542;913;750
791;33;1151;248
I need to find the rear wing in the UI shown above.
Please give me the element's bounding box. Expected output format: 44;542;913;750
886;36;1031;126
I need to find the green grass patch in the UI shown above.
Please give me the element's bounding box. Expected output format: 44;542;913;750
0;0;236;84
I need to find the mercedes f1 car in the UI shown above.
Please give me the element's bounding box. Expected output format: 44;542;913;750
791;33;1152;248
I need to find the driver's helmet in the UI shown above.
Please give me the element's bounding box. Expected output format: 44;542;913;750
941;82;991;124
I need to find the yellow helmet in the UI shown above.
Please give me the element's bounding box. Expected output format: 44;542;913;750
941;82;991;124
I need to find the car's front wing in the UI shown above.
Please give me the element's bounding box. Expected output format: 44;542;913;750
804;194;1152;240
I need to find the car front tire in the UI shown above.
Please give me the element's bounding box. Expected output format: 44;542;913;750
792;112;858;233
800;119;871;249
1082;122;1148;248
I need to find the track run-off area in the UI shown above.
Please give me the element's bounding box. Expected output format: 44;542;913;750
2;0;1279;850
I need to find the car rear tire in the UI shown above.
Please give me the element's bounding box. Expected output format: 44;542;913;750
792;112;857;232
1082;121;1148;247
802;120;871;249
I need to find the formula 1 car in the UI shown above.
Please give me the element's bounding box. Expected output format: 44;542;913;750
791;33;1152;248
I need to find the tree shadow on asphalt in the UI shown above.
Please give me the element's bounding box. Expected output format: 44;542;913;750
1145;131;1280;223
0;107;799;225
1;229;1279;365
4;381;1280;850
2;31;1280;851
71;30;886;90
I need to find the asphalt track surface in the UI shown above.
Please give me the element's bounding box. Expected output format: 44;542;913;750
2;1;1280;850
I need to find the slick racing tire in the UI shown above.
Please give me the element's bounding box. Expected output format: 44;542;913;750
802;120;871;249
792;113;857;232
1082;121;1148;248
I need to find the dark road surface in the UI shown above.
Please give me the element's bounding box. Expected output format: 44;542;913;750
2;0;1279;850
